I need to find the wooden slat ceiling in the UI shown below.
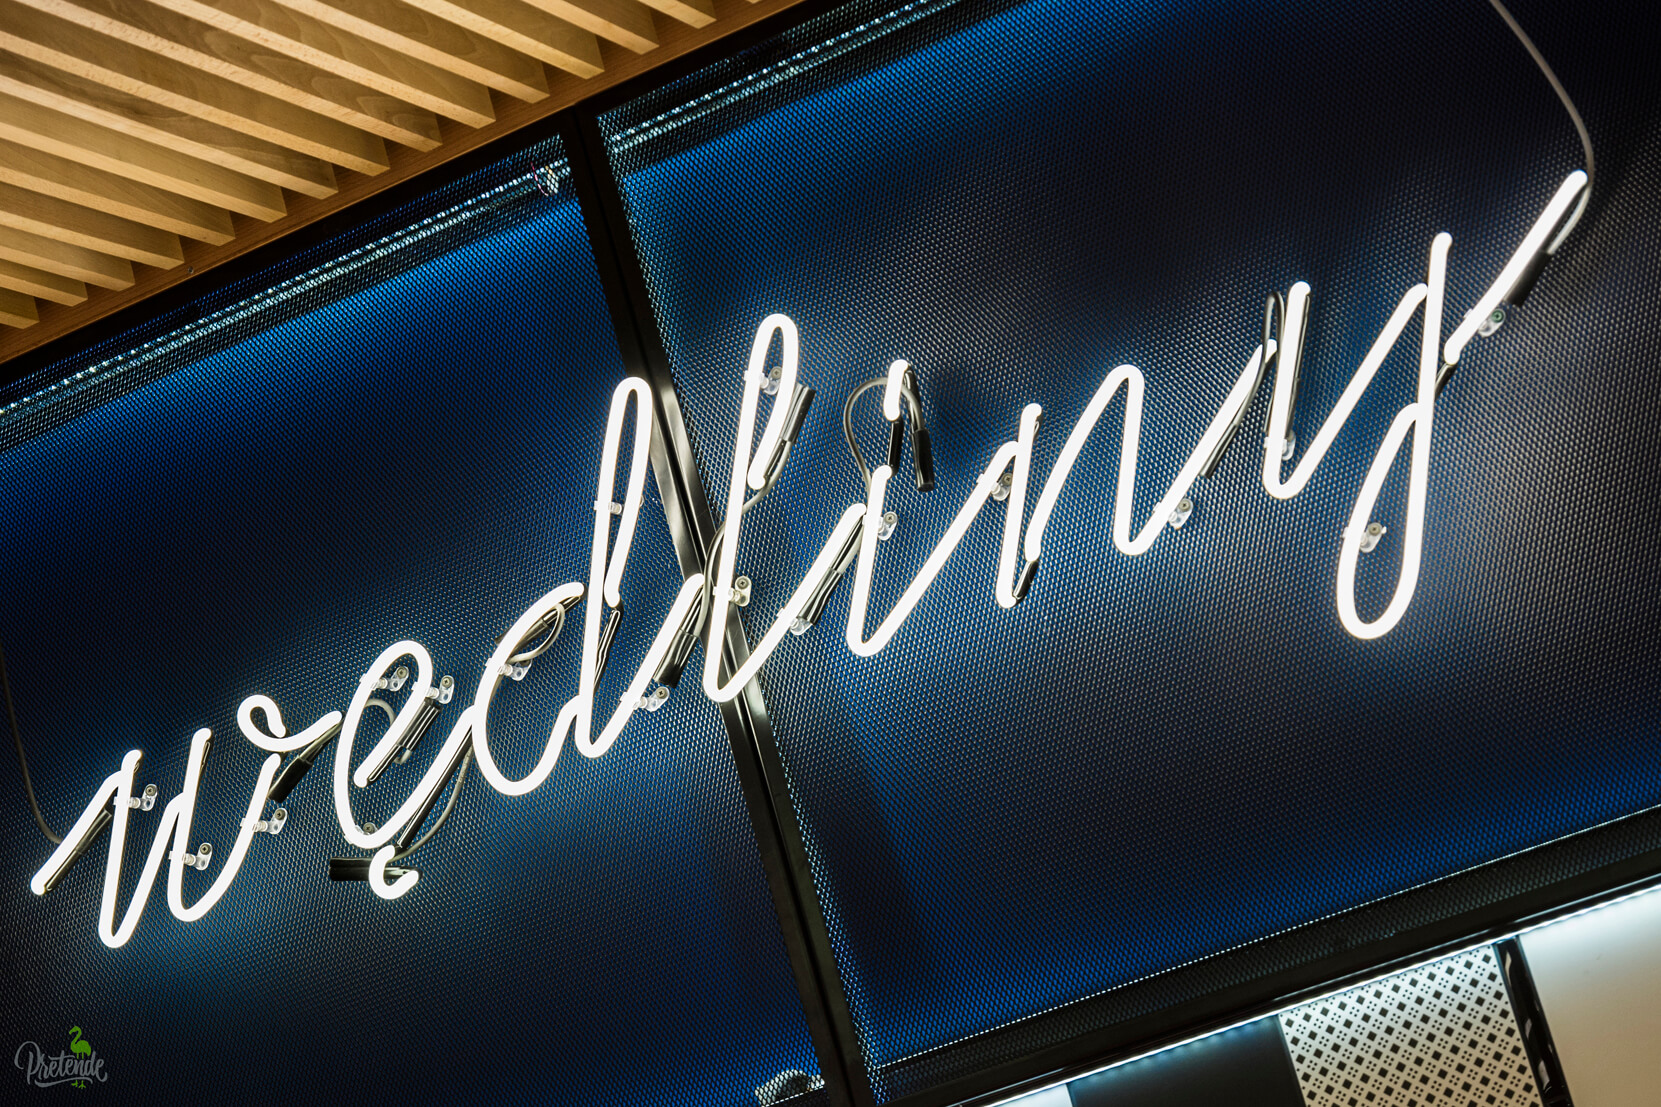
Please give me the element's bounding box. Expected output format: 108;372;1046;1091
0;0;807;363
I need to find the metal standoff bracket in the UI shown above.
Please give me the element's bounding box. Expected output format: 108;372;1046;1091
1168;496;1194;529
171;842;212;870
730;575;753;607
991;470;1013;502
876;511;898;541
369;665;410;692
124;783;159;811
634;685;671;713
241;807;288;835
1358;521;1387;553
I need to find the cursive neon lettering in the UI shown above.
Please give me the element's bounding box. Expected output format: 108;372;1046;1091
167;729;281;922
26;172;1586;940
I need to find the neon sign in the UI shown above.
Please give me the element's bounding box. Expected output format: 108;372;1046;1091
28;171;1587;943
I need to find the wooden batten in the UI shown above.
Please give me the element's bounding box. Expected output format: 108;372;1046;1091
0;0;812;361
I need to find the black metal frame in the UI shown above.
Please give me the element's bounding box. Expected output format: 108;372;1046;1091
1495;937;1573;1107
7;2;1661;1106
559;105;876;1107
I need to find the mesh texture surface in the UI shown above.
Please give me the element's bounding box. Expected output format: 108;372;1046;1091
601;0;1661;1098
0;135;820;1107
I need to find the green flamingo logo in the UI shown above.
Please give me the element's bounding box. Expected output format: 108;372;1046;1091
68;1028;90;1088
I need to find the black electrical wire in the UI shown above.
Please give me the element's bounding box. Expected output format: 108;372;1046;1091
1488;0;1594;252
508;604;566;663
1200;291;1283;479
692;376;824;634
842;375;926;492
3;643;61;844
699;439;793;619
394;749;471;860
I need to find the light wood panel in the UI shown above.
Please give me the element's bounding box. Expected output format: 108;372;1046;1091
634;0;715;29
0;0;814;352
271;0;575;92
21;0;444;149
0;139;235;245
404;0;651;64
0;260;89;306
0;54;335;198
0;90;288;219
513;0;660;53
0;183;184;269
0;226;137;289
149;0;499;125
0;1;389;175
0;288;42;328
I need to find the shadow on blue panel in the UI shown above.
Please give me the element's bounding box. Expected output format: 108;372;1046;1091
1068;1020;1301;1107
601;0;1661;1098
0;142;818;1107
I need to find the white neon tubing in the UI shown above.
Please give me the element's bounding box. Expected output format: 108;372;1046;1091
571;380;630;758
168;728;281;922
98;751;180;948
348;641;434;789
703;505;868;704
1443;170;1586;366
95;753;143;915
337;702;478;851
336;641;486;850
600;377;653;609
744;314;801;490
996;404;1044;609
702;319;871;703
30;761;126;896
472;575;709;782
1024;341;1273;564
101;795;182;948
883;359;908;421
1261;281;1312;453
709;334;768;661
237;694;344;754
581;575;706;759
368;844;417;900
1262;283;1429;499
1336;232;1450;640
27;751;182;947
703;338;765;701
470;581;584;795
474;380;708;785
574;382;707;759
847;451;1017;656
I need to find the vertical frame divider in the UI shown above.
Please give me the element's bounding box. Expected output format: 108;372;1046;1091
557;108;878;1107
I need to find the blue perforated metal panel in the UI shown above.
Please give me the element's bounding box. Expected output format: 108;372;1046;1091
0;137;820;1106
600;0;1661;1099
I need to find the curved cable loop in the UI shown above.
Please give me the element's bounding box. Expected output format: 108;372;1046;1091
1488;0;1593;253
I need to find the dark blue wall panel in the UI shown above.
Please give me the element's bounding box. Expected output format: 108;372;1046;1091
0;143;819;1106
601;0;1661;1098
2;0;1659;1103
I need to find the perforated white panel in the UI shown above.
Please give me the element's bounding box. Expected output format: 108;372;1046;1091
1279;947;1541;1107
